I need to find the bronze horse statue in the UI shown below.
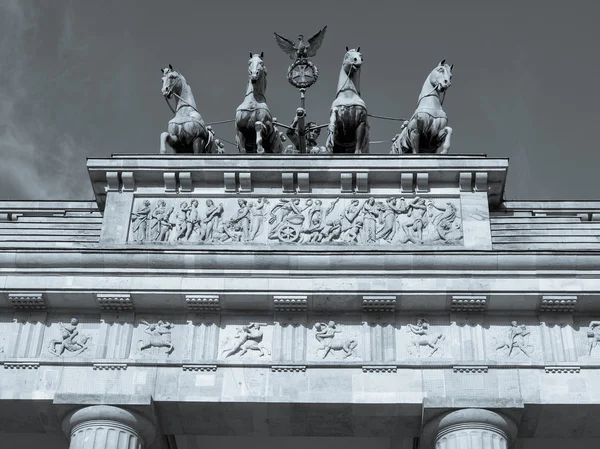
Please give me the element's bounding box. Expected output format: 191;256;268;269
390;60;453;154
235;53;284;154
326;47;369;154
160;65;223;154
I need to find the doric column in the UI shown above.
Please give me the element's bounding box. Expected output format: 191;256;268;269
62;405;156;449
422;408;518;449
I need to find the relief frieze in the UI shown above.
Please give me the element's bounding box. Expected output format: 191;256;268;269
129;196;464;246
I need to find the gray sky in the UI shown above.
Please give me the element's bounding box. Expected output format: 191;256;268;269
1;0;598;202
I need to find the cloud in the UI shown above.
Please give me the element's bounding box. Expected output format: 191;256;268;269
0;1;92;200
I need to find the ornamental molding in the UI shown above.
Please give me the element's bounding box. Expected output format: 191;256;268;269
95;293;134;311
93;363;127;371
271;365;307;373
274;295;308;312
362;365;397;373
3;362;39;369
544;366;580;374
8;293;46;309
362;296;397;313
186;294;220;312
539;295;578;313
183;364;217;372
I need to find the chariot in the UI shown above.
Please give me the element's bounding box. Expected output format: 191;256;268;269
270;213;306;243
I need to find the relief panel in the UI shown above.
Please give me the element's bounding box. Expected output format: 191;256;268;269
41;315;98;359
129;316;187;359
217;317;273;362
128;196;463;247
485;318;543;363
306;317;363;362
398;316;451;360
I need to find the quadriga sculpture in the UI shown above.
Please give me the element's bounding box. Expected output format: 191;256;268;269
160;65;224;154
235;53;285;154
390;60;453;154
326;47;369;154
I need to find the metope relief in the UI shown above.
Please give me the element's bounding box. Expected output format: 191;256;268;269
47;318;92;357
137;320;174;355
219;322;272;360
406;318;445;358
488;320;541;362
586;321;600;356
307;319;362;361
128;196;463;246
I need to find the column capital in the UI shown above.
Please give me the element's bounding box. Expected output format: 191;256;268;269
422;408;518;449
62;405;156;448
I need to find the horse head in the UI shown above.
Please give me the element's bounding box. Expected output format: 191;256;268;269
428;60;453;92
342;47;363;75
248;52;266;85
161;64;184;99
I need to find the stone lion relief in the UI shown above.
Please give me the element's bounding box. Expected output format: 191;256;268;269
129;197;463;246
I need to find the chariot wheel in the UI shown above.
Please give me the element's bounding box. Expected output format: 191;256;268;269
278;225;299;242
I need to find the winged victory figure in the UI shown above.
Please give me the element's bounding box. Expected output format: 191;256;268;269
274;26;327;60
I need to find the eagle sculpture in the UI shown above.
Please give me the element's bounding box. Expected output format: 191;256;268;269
274;26;327;60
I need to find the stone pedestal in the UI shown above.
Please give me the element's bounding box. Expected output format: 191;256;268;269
62;405;156;449
422;408;518;449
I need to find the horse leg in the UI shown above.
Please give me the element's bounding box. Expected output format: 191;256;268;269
438;126;453;154
236;130;247;154
160;132;178;154
408;128;420;154
325;109;337;152
355;122;369;154
193;136;206;154
255;121;265;154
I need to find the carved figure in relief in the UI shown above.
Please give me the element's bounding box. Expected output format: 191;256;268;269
586;321;600;355
390;60;453;154
249;198;269;240
185;199;201;240
300;198;340;243
48;318;91;356
228;199;251;241
340;219;363;243
268;199;308;242
201;200;224;242
131;200;151;242
427;201;461;242
361;198;380;243
159;206;175;241
149;200;167;241
222;322;270;357
406;318;444;357
138;320;174;355
398;197;429;244
494;321;532;358
376;197;408;242
174;201;190;240
315;321;358;359
341;199;361;232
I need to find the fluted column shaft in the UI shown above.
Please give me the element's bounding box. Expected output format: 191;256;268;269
422;408;518;449
62;405;156;449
